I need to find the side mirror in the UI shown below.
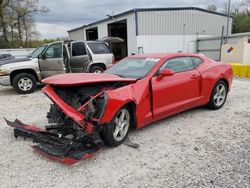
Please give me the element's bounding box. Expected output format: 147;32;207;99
38;54;45;60
159;68;174;77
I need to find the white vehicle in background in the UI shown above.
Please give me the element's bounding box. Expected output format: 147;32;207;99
0;40;114;94
0;54;15;61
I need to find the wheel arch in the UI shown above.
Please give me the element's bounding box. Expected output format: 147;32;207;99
218;78;229;92
100;99;137;128
207;78;229;110
89;63;107;72
124;101;137;129
10;69;39;85
210;77;229;96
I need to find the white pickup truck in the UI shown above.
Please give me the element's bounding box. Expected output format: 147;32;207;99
0;40;114;94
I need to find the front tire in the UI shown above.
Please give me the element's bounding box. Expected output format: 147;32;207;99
101;107;131;147
12;73;37;94
208;80;228;110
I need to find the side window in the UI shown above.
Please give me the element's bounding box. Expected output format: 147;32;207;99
72;42;86;56
160;57;194;73
87;42;111;54
191;57;203;67
45;43;62;59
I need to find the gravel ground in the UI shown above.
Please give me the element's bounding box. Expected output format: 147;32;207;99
0;78;250;188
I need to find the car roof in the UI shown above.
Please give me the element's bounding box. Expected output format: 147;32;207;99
129;53;203;59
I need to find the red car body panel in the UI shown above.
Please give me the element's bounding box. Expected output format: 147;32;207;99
99;53;233;129
101;78;153;128
42;73;136;86
6;53;233;165
43;53;233;130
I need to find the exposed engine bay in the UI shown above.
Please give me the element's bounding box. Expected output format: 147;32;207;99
6;82;128;165
47;82;127;135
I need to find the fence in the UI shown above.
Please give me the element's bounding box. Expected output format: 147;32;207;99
0;48;35;58
197;32;250;61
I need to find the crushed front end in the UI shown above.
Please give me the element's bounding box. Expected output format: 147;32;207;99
6;82;126;165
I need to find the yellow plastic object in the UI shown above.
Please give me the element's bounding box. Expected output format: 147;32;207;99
239;65;249;77
248;66;250;78
229;63;250;78
230;63;240;76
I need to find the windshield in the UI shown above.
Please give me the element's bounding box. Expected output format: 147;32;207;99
106;57;160;79
30;45;47;58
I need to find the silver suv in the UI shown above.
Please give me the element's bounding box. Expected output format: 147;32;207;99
0;40;114;94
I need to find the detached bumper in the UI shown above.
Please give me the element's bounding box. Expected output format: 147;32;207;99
5;119;103;165
0;75;11;86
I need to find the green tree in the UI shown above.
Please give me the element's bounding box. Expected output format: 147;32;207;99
232;0;250;33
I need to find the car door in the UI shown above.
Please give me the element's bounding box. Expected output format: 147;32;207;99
70;41;90;72
151;56;202;120
38;42;66;78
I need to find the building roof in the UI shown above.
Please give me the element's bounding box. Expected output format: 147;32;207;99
130;52;204;59
68;7;232;32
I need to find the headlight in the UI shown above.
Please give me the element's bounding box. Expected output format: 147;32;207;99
0;67;8;76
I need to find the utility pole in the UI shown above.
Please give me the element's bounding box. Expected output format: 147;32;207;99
219;26;225;61
226;0;231;43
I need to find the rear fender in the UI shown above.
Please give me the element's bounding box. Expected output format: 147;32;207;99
198;63;233;103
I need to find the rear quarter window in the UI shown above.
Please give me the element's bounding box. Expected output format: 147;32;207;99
87;42;111;54
191;57;203;67
160;57;194;73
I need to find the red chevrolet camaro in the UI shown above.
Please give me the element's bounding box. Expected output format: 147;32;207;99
7;53;233;164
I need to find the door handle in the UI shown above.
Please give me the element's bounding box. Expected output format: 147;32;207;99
191;74;199;79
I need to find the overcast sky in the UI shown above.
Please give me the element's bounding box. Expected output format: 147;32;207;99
35;0;236;39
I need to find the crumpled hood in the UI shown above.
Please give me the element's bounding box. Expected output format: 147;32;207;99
42;73;137;86
0;57;32;66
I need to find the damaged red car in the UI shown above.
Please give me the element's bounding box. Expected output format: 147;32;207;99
6;53;233;165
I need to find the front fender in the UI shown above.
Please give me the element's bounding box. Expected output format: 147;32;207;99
100;86;136;124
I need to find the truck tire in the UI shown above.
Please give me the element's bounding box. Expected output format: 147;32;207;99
12;73;37;94
89;66;104;73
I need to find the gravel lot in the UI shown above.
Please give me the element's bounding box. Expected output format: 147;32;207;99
0;78;250;188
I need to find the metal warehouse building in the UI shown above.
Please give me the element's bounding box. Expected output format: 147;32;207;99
68;7;233;60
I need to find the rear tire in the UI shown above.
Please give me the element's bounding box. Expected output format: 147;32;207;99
12;73;37;94
89;66;104;73
207;80;228;110
101;106;131;147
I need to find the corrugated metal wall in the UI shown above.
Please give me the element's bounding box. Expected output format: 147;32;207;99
68;13;137;55
197;37;222;60
68;29;84;40
137;35;198;53
68;9;233;55
84;13;137;55
197;33;250;60
136;9;232;54
137;10;232;36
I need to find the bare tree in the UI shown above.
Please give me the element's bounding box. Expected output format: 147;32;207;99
8;0;48;47
207;4;217;12
239;0;250;15
0;0;10;47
